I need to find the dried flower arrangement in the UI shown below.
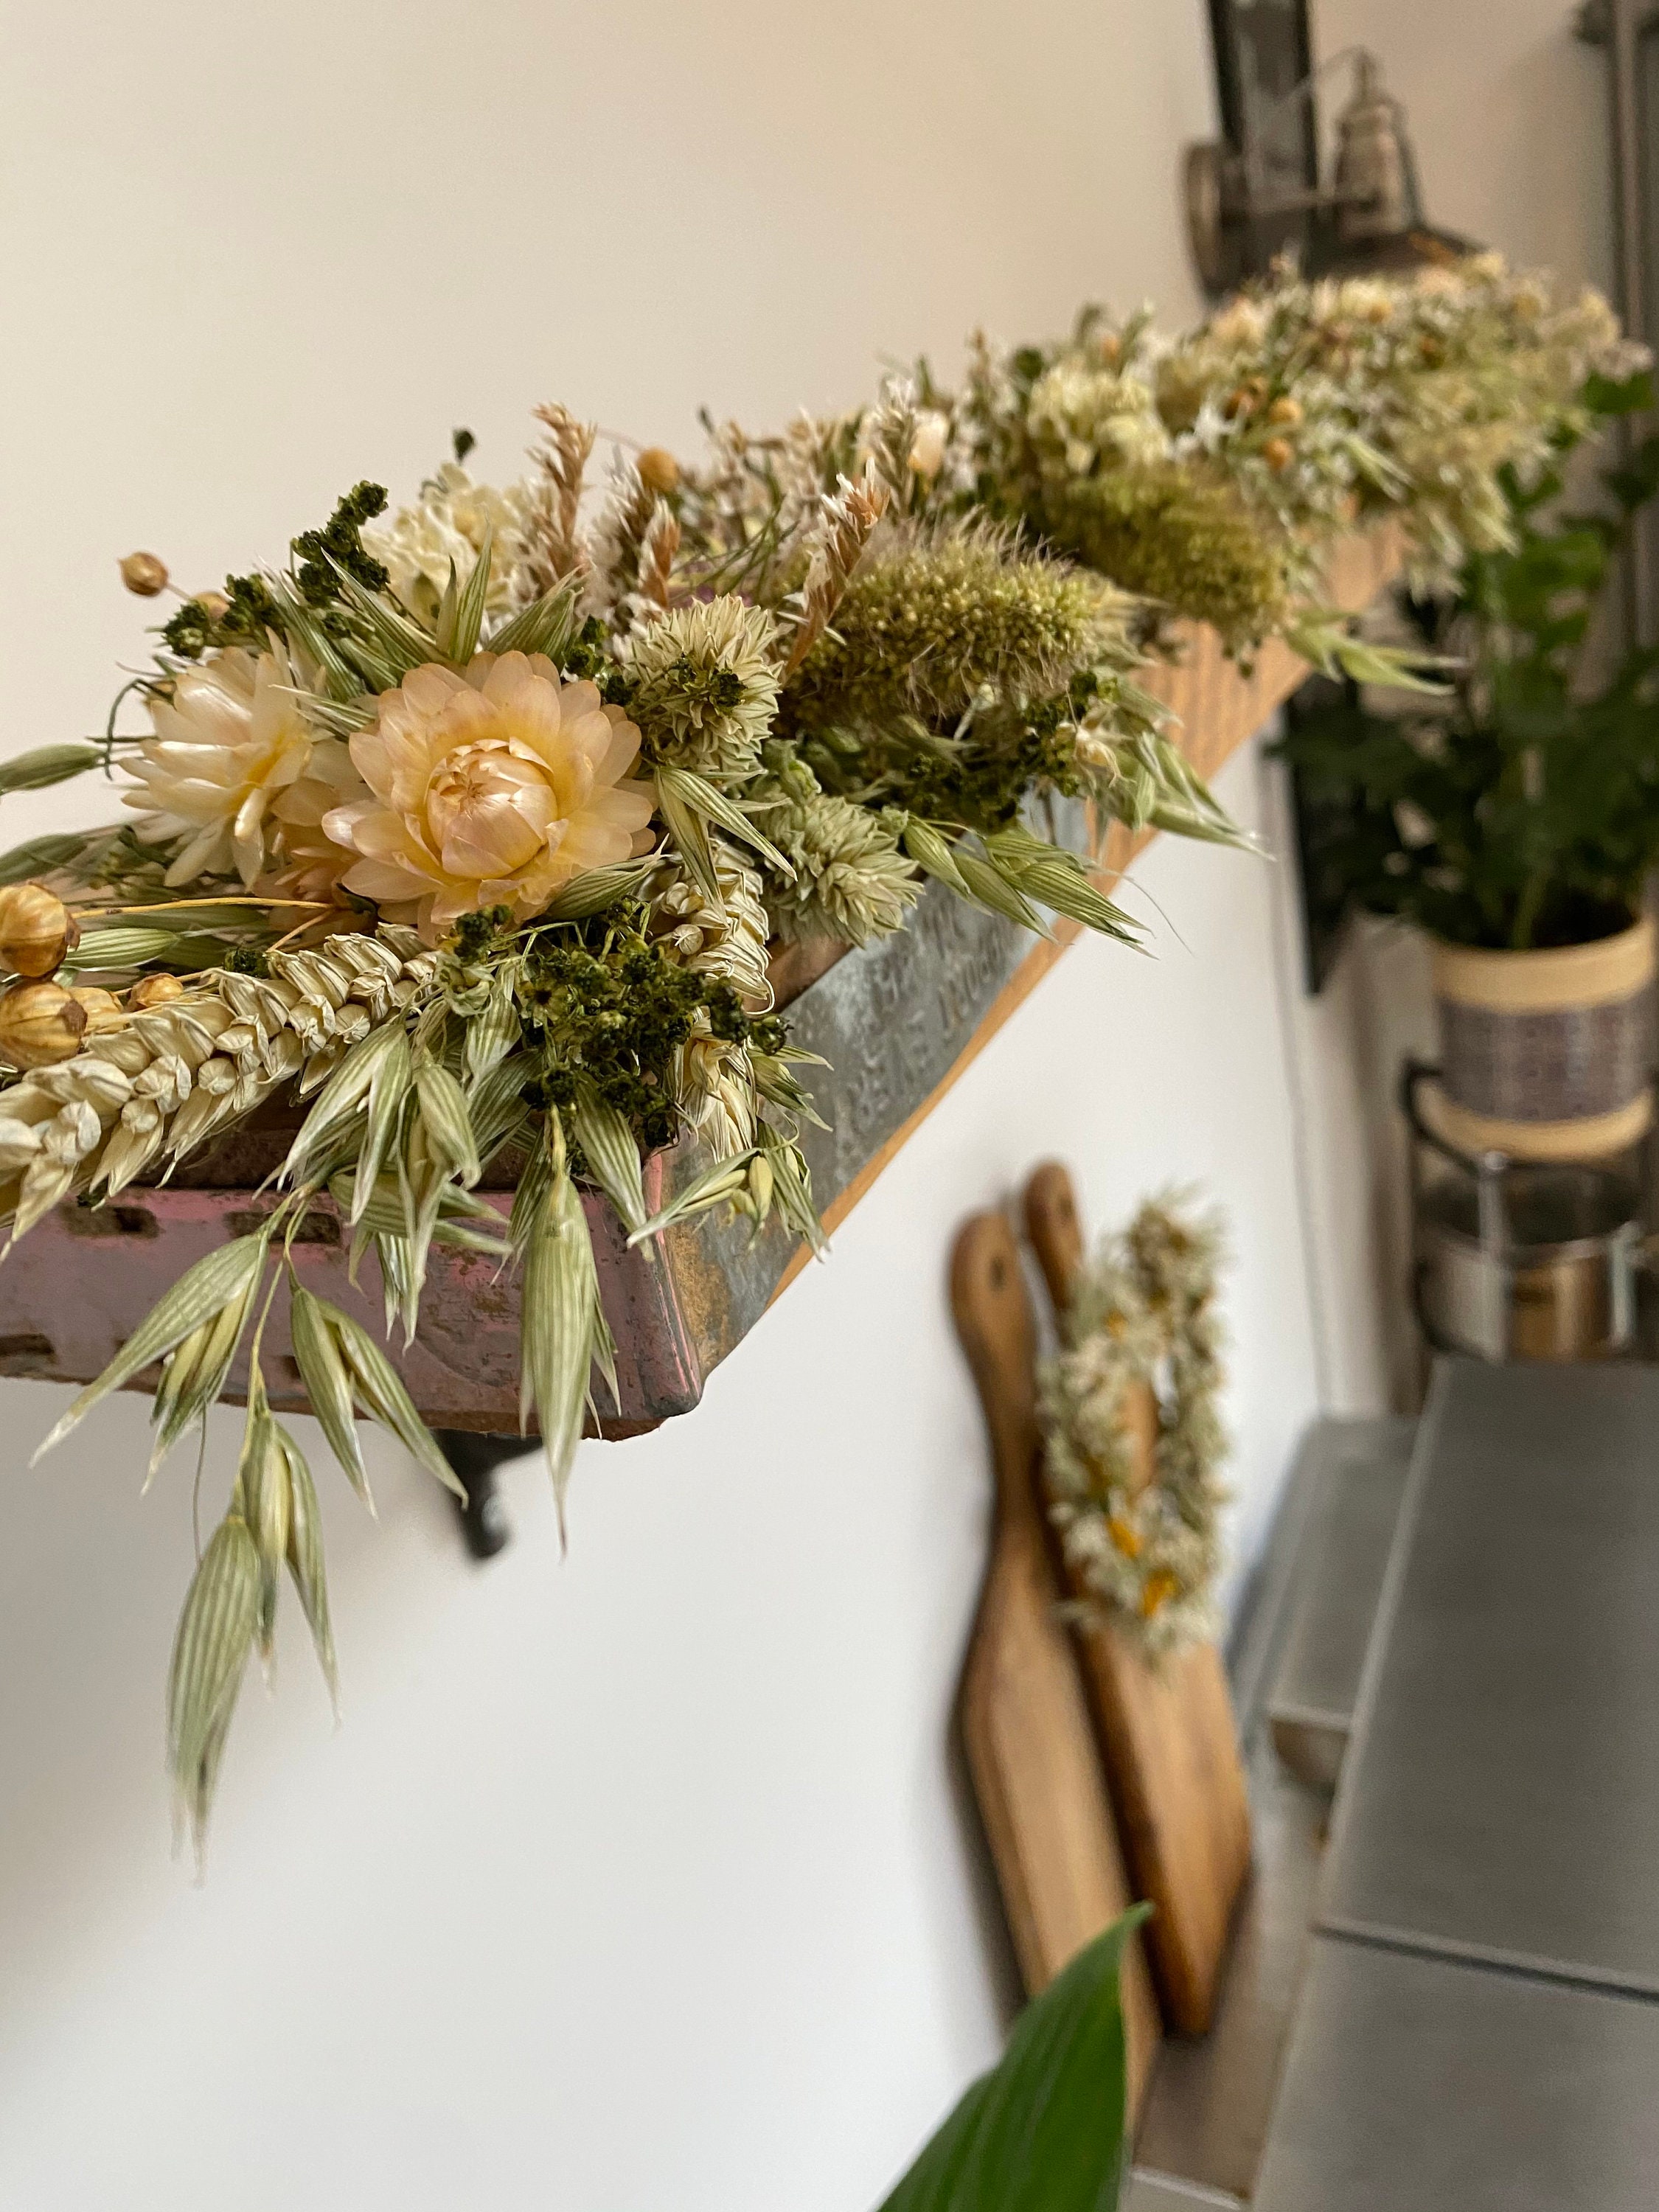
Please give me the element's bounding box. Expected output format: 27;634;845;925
0;251;1630;1844
1037;1195;1226;1655
815;254;1639;684
0;413;1243;1847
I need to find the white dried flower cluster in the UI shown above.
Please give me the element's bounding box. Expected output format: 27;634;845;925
364;464;535;628
0;931;439;1240
651;837;773;1160
647;838;773;1007
1037;1195;1228;1656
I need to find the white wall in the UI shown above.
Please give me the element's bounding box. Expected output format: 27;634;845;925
0;2;1601;2206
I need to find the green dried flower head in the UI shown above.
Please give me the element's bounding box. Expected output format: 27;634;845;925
624;595;781;783
784;523;1120;731
1040;463;1294;649
754;748;920;945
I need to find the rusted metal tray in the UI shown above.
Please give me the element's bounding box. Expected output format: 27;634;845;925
0;529;1402;1433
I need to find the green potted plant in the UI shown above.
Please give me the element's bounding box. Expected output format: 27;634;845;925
1279;370;1659;1162
877;1911;1144;2212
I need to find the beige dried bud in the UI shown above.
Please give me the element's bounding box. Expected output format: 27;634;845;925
129;973;186;1009
636;447;681;497
0;883;78;978
1266;394;1303;428
1222;386;1254;421
1262;437;1294;473
69;986;125;1035
0;982;88;1068
197;590;231;622
119;551;170;597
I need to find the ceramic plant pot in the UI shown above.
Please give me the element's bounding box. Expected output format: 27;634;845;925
1431;914;1655;1162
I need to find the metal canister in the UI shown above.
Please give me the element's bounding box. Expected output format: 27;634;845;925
1415;1163;1644;1363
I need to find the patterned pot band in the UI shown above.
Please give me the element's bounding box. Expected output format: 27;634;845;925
1437;984;1655;1125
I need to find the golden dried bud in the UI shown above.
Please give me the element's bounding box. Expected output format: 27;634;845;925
1266;394;1303;428
1262;437;1294;473
129;973;186;1009
636;446;681;498
69;986;125;1035
0;882;79;978
197;590;231;622
1222;386;1254;421
0;982;88;1068
1096;330;1122;366
119;552;170;597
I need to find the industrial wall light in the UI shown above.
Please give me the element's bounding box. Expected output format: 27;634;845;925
1186;45;1470;294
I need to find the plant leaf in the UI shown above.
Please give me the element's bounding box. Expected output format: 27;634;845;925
655;762;793;878
520;1174;599;1526
349;1029;414;1224
539;858;657;922
875;1909;1147;2212
284;1018;406;1183
167;1512;261;1860
653;770;724;912
34;1234;268;1460
288;1282;371;1509
439;528;493;667
415;1060;482;1187
281;1426;338;1709
483;574;584;661
0;831;102;886
0;743;103;796
955;851;1050;936
326;1303;464;1499
569;1081;647;1233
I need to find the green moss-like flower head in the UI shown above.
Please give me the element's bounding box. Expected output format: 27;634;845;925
784;522;1121;732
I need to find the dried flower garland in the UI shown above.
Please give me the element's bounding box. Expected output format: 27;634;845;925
1037;1197;1227;1655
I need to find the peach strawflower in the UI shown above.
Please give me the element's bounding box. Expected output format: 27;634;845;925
321;651;655;939
262;738;371;904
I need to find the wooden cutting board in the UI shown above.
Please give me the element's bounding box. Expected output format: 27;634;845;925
1024;1163;1251;2037
951;1208;1161;2113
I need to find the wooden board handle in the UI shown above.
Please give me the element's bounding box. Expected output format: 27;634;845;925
950;1211;1040;1520
1025;1160;1085;1318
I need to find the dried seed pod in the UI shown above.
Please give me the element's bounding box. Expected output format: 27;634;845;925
119;551;169;597
1262;437;1294;473
1266;394;1303;428
0;982;88;1068
0;882;79;978
130;973;186;1009
636;446;681;498
1221;386;1253;420
68;986;125;1034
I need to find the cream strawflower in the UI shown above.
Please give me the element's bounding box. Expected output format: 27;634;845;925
362;463;532;627
125;646;313;886
321;651;655;937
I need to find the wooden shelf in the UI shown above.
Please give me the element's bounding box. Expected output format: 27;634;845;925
0;528;1402;1433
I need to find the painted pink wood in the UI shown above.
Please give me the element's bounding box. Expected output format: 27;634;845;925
0;1164;702;1435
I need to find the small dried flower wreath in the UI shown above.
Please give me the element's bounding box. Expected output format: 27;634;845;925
1037;1194;1227;1655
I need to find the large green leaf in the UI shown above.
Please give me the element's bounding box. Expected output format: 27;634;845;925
875;1910;1147;2212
